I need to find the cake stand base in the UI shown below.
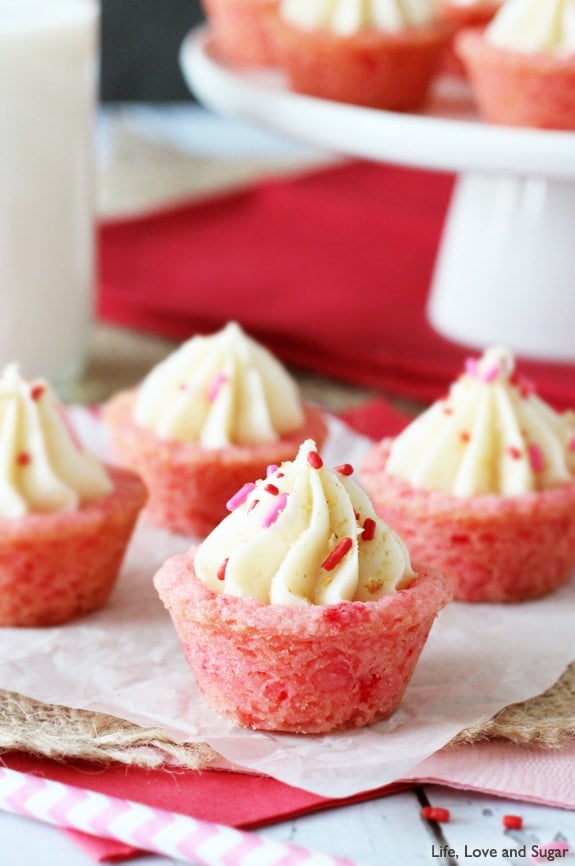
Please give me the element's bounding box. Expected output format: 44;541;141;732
428;172;575;361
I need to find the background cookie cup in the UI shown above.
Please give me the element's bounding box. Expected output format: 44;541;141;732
154;552;450;734
202;0;281;66
360;439;575;603
102;390;327;537
0;466;146;627
272;17;453;110
456;27;575;130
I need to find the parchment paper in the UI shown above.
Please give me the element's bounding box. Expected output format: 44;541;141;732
0;411;573;799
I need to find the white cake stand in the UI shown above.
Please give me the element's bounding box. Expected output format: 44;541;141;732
181;28;575;362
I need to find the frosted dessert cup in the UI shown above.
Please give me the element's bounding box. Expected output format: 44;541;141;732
0;364;146;627
274;18;453;110
155;555;448;733
201;0;281;66
436;0;501;76
0;467;146;627
457;27;575;129
103;392;326;537
360;440;575;603
359;347;575;603
102;323;328;537
154;439;451;733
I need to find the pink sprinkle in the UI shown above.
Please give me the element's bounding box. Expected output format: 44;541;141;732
262;493;288;528
507;446;522;460
266;464;279;476
226;482;255;511
465;357;478;377
528;444;545;473
207;372;227;402
481;365;499;383
307;451;323;469
530;842;569;863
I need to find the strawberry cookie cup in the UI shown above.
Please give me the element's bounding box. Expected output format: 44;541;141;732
202;0;281;66
102;391;327;538
154;552;449;733
0;467;146;627
456;27;575;129
274;19;453;110
436;0;501;77
360;440;575;604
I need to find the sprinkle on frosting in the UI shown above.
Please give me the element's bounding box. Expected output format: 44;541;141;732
226;482;256;512
194;439;415;605
334;463;354;476
385;346;575;497
307;450;323;469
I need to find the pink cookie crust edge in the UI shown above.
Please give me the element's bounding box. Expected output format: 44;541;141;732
154;551;450;734
202;0;282;67
0;466;147;627
102;389;328;538
272;17;454;110
456;28;575;130
360;439;575;603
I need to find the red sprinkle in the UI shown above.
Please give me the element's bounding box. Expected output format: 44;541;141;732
216;558;229;581
264;483;279;496
460;431;470;443
334;463;354;476
248;498;260;513
16;452;31;467
362;518;376;542
507;446;522;460
29;384;45;401
421;806;450;823
321;537;353;571
503;814;523;830
307;451;323;469
528;443;545;473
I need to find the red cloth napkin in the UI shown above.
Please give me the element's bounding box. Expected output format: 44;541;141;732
98;159;575;410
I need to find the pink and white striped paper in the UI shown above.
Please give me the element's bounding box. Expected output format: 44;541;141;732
0;766;367;866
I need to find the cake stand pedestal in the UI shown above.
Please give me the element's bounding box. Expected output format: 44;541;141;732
181;28;575;362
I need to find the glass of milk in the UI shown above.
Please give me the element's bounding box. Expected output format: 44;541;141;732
0;0;99;389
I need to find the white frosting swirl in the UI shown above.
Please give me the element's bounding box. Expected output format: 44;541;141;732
195;439;415;605
386;346;575;498
0;364;112;518
281;0;436;35
486;0;575;54
133;323;305;447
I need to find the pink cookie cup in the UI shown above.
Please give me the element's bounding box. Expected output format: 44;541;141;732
154;553;450;733
456;27;575;130
202;0;281;66
0;467;146;627
102;390;328;538
273;18;453;110
360;440;575;604
436;1;500;77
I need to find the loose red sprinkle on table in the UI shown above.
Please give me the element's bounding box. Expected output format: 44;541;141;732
503;815;523;830
307;451;323;469
321;537;353;571
334;463;354;476
29;384;45;401
362;518;376;542
421;806;450;823
16;452;31;466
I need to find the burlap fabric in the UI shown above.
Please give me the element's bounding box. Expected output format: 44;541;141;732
1;662;573;769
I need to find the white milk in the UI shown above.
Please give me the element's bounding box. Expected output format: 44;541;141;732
0;0;98;387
